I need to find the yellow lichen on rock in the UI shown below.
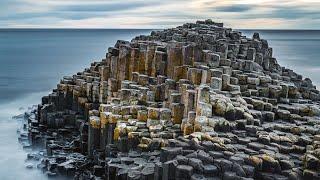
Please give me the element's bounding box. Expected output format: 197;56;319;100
89;116;100;129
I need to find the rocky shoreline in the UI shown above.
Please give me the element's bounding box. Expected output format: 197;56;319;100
21;20;320;179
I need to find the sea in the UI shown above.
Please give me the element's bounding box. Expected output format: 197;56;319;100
0;29;319;179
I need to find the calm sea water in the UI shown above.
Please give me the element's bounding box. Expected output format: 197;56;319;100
0;29;319;179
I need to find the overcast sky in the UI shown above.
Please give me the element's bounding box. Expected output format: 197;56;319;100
1;0;320;29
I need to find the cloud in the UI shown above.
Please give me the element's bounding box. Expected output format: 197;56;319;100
55;1;151;12
268;6;320;20
0;0;320;29
215;4;252;12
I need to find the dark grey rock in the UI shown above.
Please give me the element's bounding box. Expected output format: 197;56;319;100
175;165;193;179
189;158;204;173
160;147;182;162
162;160;178;180
197;150;213;164
202;164;218;176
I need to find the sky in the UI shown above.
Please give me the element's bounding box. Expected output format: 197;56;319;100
1;0;320;29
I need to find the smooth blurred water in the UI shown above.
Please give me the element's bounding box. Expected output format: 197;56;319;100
0;29;319;179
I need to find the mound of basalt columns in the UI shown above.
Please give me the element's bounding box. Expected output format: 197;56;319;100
24;19;320;180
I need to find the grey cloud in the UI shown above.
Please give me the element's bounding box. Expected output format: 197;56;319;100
0;0;151;21
215;4;253;12
54;0;182;13
55;2;149;12
3;1;146;22
234;5;320;20
1;0;320;28
0;0;29;16
269;7;320;20
135;11;209;20
0;12;107;21
0;0;196;22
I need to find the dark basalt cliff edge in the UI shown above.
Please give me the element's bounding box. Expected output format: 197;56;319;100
24;20;320;180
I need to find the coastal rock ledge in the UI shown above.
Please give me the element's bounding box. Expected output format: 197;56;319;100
23;20;320;180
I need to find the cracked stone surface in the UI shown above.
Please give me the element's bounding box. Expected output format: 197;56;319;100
22;19;320;180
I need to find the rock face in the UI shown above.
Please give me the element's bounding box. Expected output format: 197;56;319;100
24;20;320;179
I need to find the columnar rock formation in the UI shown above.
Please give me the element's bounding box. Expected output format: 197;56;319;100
27;20;320;179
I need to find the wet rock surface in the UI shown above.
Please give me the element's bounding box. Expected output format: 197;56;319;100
20;20;320;179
